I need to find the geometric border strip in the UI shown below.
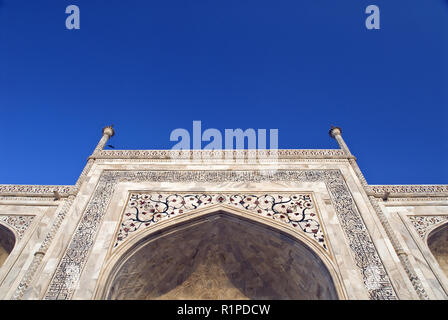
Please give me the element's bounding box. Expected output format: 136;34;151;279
370;185;448;197
0;215;35;240
115;192;327;250
408;216;448;239
0;185;74;197
43;170;397;300
96;149;347;159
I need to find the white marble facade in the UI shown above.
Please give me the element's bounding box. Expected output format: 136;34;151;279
0;127;447;300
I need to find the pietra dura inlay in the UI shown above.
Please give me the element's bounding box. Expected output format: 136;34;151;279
114;192;327;250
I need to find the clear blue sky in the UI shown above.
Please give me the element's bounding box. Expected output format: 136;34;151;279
0;1;447;185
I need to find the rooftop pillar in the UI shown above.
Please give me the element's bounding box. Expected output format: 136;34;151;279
74;125;115;190
93;125;115;155
329;125;367;186
11;125;116;300
329;126;352;157
329;125;429;299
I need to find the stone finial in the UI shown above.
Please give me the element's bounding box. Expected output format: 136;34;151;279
329;126;342;138
102;125;115;137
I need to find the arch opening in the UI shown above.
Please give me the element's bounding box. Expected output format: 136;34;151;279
0;224;15;268
428;222;448;278
105;212;339;300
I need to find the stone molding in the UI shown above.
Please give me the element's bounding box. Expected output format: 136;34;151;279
93;149;348;159
0;185;74;197
0;196;56;202
96;158;350;163
2;183;446;198
43;169;397;300
381;197;448;202
370;185;448;198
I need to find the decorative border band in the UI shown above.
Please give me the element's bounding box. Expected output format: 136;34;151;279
371;185;448;197
0;185;74;197
94;149;347;159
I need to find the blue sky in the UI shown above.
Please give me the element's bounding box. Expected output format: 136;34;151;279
0;1;447;185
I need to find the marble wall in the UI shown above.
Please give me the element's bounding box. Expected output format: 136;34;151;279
0;201;58;299
382;201;448;299
0;154;446;300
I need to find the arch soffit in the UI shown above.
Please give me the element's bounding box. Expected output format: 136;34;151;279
96;204;347;300
0;222;17;272
0;221;17;249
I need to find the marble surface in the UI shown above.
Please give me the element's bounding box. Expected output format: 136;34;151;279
0;156;446;300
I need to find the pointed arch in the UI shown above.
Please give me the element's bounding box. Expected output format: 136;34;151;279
95;206;346;299
0;223;16;268
427;221;448;278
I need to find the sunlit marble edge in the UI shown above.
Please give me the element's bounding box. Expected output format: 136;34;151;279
0;147;446;198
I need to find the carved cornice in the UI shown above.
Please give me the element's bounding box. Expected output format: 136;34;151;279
0;185;74;197
94;158;350;164
369;185;448;198
1;175;446;201
382;197;448;203
93;149;348;160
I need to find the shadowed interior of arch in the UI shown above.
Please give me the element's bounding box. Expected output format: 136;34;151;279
105;212;338;300
428;222;448;278
0;224;15;267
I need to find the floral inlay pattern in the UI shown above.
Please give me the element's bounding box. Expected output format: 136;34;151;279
0;215;34;240
115;193;326;250
408;216;448;239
